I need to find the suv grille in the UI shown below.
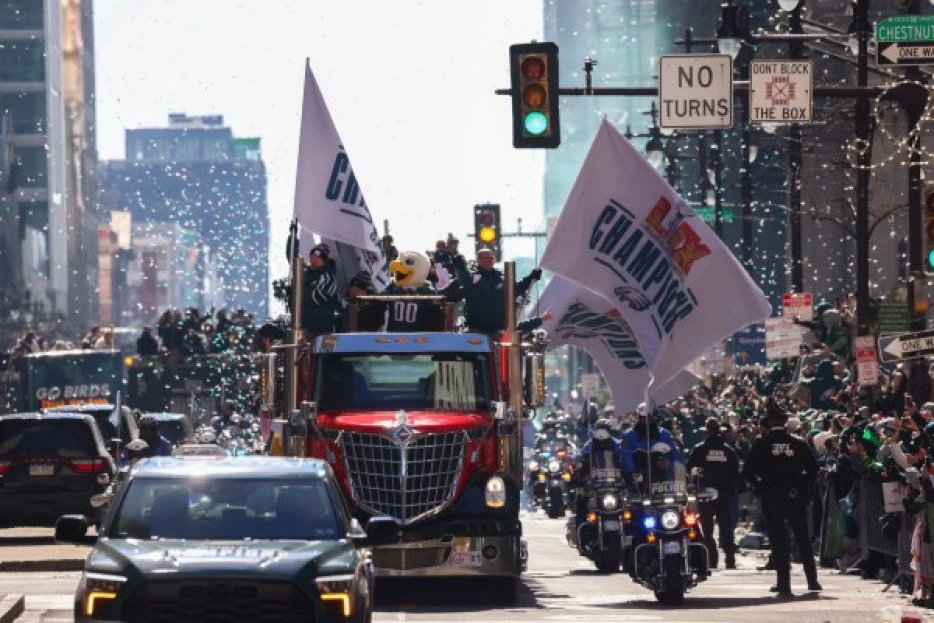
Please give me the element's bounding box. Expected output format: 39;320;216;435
123;580;314;623
340;431;466;523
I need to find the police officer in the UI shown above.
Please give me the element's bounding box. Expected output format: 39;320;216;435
572;419;627;528
742;399;821;596
688;417;740;569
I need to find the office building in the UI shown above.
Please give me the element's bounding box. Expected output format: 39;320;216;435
101;114;269;319
0;0;100;325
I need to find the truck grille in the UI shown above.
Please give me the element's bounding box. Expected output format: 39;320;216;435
340;431;466;523
123;580;314;623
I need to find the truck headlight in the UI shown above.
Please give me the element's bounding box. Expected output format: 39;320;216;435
600;492;619;511
80;572;126;618
660;510;681;530
528;460;540;472
485;475;506;508
547;460;561;473
315;573;355;618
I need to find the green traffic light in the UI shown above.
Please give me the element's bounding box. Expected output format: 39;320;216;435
523;111;549;136
928;248;934;270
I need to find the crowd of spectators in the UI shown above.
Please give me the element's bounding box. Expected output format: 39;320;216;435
588;294;934;606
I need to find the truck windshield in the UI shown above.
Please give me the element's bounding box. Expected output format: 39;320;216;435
316;353;490;412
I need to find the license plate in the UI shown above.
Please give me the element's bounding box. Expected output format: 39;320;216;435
663;541;681;554
603;521;620;531
452;552;482;567
29;464;54;477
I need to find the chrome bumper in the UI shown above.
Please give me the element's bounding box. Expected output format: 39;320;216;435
373;535;525;578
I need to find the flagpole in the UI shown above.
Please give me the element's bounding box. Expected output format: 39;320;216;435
286;219;303;420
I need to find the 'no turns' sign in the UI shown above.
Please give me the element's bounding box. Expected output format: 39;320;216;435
659;55;733;130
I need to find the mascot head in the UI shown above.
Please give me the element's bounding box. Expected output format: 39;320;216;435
390;251;431;289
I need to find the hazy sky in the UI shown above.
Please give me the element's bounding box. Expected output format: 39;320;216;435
94;0;546;290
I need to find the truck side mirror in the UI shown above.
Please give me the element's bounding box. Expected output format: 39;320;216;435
55;515;92;544
523;353;545;408
300;401;318;424
362;516;400;546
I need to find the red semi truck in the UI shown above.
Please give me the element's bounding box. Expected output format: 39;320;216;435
266;267;544;599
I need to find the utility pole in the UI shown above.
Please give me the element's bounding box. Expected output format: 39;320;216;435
788;2;805;293
855;0;872;337
739;57;754;269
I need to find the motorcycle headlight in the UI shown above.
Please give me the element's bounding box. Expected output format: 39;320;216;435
315;573;355;618
660;510;681;531
547;460;561;473
528;460;540;472
600;492;619;511
80;572;126;618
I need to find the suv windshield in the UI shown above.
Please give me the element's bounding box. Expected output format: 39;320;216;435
316;353;490;412
110;478;341;541
0;419;99;458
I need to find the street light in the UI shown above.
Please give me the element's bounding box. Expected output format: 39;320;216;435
716;0;746;59
646;130;665;169
778;0;803;10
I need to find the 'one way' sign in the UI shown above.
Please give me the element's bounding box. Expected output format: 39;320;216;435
880;329;934;362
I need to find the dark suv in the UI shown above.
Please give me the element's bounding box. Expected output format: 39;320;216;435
58;456;397;623
0;413;116;527
44;404;140;457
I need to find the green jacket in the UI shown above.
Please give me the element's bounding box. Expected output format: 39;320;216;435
453;264;537;333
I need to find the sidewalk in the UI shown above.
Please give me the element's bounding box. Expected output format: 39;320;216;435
0;529;88;572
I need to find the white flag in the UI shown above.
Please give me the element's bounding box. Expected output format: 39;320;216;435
540;118;771;389
292;60;390;291
535;275;699;411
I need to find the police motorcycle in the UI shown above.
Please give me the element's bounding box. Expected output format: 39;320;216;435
534;435;575;518
565;460;628;573
625;442;714;605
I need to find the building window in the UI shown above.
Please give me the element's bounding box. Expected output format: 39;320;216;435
0;0;44;30
0;40;46;82
17;144;47;188
0;92;46;134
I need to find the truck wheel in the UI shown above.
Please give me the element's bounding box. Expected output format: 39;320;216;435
488;576;520;605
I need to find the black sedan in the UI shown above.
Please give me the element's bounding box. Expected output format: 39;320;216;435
56;456;397;623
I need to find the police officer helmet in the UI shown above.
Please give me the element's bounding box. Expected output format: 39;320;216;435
125;438;150;461
593;418;613;441
636;403;648;418
649;441;672;465
138;414;159;433
198;431;218;444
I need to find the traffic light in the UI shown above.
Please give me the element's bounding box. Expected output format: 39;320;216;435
925;183;934;272
474;204;502;261
509;42;560;149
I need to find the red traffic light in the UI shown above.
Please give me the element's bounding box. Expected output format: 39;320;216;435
926;191;934;213
927;219;934;239
479;212;494;227
521;56;546;80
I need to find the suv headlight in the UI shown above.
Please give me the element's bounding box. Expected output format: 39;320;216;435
528;460;540;472
547;459;561;473
79;572;126;618
600;492;619;511
660;510;681;531
315;573;355;618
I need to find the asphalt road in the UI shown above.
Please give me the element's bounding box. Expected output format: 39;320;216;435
0;511;927;622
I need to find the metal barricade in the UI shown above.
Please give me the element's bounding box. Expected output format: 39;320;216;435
860;477;899;559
